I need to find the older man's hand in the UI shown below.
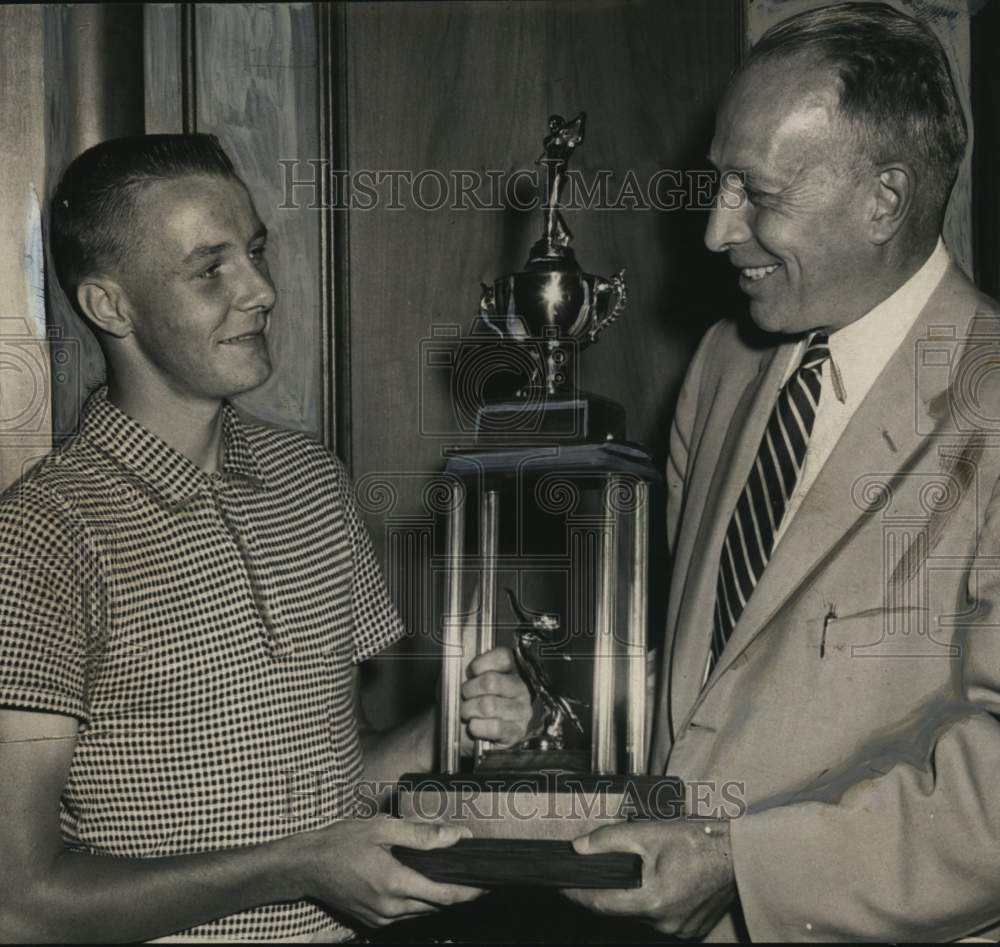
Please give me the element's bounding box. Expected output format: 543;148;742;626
562;818;737;938
459;647;533;752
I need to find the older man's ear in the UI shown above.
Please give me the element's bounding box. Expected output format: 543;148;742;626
869;165;914;245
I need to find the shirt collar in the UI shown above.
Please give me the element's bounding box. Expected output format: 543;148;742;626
824;237;950;404
80;386;267;505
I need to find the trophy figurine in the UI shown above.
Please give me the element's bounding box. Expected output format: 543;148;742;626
533;111;585;262
505;588;586;754
394;114;680;890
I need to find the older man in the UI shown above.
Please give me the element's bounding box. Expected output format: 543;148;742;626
567;3;1000;941
0;134;530;942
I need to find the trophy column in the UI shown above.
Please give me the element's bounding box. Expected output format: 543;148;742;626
626;479;650;774
592;474;649;776
440;478;465;774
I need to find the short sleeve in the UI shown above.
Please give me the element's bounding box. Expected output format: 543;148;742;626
333;462;406;664
0;489;95;721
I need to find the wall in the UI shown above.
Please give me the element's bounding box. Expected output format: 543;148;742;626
0;6;50;490
0;4;145;487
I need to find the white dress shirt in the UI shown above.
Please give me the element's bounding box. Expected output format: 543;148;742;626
770;238;950;550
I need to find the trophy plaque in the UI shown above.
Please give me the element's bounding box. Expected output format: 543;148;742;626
394;114;681;889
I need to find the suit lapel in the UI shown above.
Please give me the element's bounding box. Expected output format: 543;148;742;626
665;334;798;734
694;262;982;700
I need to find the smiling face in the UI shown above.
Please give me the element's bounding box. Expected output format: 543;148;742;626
112;173;276;402
705;59;881;336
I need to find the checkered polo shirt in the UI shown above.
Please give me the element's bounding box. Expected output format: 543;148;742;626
0;387;405;941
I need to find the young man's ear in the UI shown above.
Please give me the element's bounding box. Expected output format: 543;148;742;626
869;164;914;245
76;278;134;338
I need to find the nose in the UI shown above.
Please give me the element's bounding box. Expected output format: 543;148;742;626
704;180;753;253
236;257;276;313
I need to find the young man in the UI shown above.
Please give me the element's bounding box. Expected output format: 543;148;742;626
0;135;531;942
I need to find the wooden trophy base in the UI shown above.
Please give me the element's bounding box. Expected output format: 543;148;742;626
391;838;641;888
476;747;590;772
393;773;683;888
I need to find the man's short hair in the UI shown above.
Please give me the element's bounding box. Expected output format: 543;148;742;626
50;133;239;322
746;1;968;220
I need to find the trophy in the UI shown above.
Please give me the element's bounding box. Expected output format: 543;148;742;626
474;111;628;442
394;114;680;889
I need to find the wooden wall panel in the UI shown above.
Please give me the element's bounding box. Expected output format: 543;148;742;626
144;3;325;437
344;0;741;726
192;4;324;435
2;5;145;480
144;4;185;135
44;5;145;448
0;5;50;489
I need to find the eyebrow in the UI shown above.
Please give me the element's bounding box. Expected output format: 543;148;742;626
705;157;782;193
182;225;268;265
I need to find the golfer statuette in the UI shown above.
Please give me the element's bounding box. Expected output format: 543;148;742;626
506;588;586;754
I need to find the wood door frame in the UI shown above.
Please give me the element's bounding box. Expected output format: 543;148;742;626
147;1;353;462
316;2;353;468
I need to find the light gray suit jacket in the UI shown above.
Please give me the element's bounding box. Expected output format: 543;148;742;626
649;262;1000;941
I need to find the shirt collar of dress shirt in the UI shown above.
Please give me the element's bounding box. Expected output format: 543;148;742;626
79;385;267;505
823;237;950;406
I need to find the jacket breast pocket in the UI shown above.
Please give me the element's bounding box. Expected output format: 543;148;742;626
809;607;957;660
806;607;957;722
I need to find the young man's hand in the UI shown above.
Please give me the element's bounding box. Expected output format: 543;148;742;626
292;816;482;928
459;646;533;752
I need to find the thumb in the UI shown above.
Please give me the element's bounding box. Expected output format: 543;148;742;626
393;819;473;850
572;821;644;857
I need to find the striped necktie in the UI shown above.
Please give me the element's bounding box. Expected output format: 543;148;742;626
707;332;831;677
